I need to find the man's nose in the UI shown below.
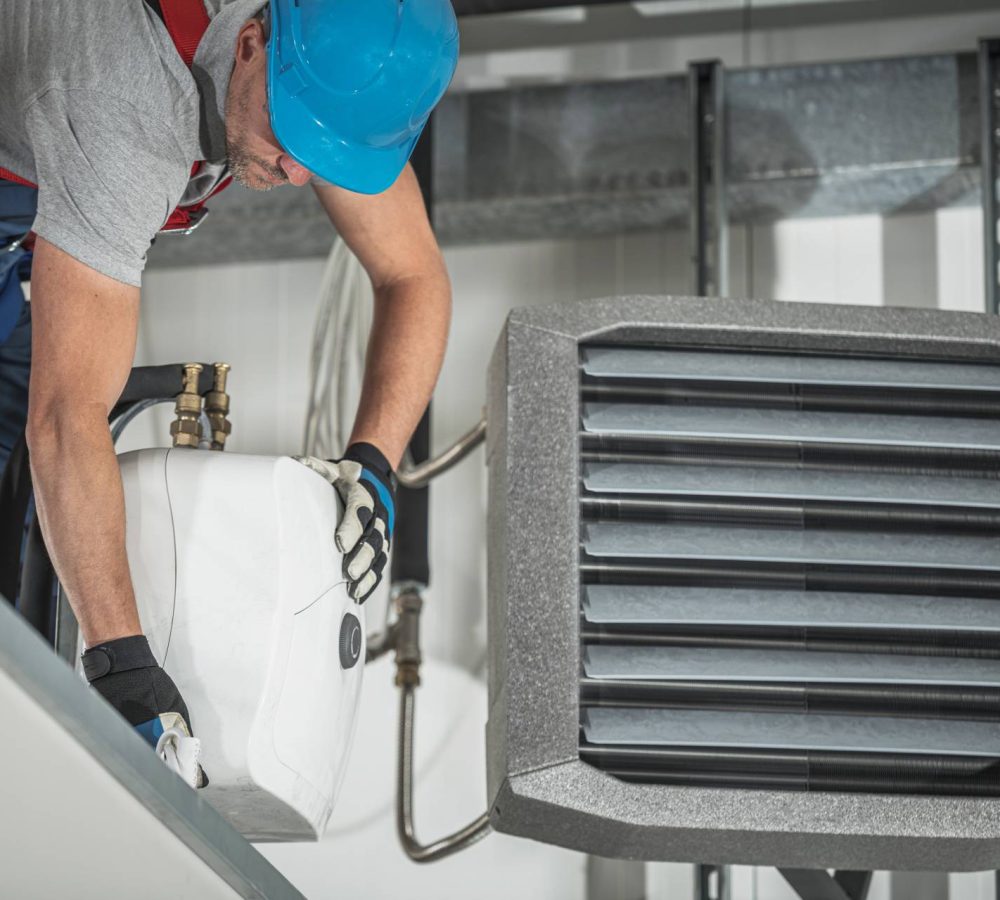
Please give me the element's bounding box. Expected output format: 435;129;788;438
278;154;313;187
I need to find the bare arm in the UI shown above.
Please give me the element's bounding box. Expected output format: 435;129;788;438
26;237;141;647
312;164;451;469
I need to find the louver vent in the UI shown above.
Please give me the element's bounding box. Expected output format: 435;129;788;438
578;345;1000;796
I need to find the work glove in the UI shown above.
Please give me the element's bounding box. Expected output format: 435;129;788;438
294;442;396;602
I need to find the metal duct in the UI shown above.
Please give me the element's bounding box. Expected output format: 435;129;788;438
486;296;1000;870
146;50;992;269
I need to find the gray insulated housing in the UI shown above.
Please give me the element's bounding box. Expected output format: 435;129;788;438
484;295;1000;871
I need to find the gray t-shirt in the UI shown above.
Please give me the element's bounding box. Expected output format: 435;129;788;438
0;0;264;286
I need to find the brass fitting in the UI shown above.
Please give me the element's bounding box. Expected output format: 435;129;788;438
204;362;232;451
393;588;423;688
170;363;204;448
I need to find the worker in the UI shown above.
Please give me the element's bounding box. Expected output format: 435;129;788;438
0;0;458;788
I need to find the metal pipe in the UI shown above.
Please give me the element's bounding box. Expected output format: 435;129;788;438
396;415;487;490
979;38;1000;314
396;684;492;863
392;586;492;862
365;621;399;664
688;59;728;298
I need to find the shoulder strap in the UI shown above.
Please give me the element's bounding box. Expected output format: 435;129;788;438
145;0;211;68
0;167;36;189
1;2;217;208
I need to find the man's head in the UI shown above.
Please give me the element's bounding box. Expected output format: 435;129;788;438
225;0;459;196
225;15;312;191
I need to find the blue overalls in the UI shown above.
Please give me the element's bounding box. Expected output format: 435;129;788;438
0;179;37;480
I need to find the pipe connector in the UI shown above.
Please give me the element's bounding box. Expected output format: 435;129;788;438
393;588;423;688
204;362;232;451
170;364;204;448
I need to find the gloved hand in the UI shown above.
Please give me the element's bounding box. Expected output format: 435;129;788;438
294;442;396;602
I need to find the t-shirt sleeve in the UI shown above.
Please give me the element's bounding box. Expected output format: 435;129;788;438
24;88;191;286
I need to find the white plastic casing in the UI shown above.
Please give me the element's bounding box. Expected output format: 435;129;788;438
116;448;364;841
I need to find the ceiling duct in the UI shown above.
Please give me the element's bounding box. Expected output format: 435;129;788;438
485;296;1000;870
147;50;987;268
451;0;999;27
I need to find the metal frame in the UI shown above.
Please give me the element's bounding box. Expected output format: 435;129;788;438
0;595;302;900
981;38;1000;315
688;60;729;298
696;864;731;900
485;295;1000;871
780;869;873;900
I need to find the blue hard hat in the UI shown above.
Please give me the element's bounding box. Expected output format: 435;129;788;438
267;0;459;195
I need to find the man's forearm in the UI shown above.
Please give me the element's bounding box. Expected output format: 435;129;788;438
348;270;451;469
27;403;140;647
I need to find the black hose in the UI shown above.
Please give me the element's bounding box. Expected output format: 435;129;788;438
111;363;214;416
392;407;431;587
18;514;55;642
0;433;31;607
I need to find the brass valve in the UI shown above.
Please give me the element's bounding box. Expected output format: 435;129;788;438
204;362;232;451
170;363;204;448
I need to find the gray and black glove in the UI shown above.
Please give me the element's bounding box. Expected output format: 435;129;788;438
295;442;396;602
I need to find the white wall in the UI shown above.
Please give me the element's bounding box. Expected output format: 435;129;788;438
124;8;998;899
129;209;991;900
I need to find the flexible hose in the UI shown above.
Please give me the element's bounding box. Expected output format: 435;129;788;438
396;684;492;863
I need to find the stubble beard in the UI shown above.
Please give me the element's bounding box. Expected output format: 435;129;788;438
225;79;287;192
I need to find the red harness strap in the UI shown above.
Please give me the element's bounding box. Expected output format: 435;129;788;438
0;0;228;236
0;167;36;189
162;167;233;233
156;0;233;233
158;0;210;67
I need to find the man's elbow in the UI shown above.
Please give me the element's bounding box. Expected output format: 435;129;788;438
382;262;451;304
26;398;111;462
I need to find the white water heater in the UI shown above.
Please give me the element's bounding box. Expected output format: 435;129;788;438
114;448;364;842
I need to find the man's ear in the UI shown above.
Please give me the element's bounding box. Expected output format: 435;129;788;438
234;18;266;67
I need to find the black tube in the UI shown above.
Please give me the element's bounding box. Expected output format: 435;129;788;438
392;401;431;587
18;514;56;642
0;433;31;607
111;363;214;417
